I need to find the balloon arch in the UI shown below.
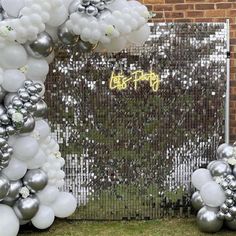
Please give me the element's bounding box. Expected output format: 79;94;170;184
0;0;150;235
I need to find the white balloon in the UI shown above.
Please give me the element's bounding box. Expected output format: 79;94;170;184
127;24;150;45
191;168;212;190
37;185;59;205
26;149;47;169
34;120;51;141
2;158;27;181
200;181;226;207
103;37;127;53
32;205;55;230
0;204;19;236
1;0;25;17
2;69;25;92
13;136;39;161
51;192;77;218
26;58;49;81
47;6;68;27
0;43;27;69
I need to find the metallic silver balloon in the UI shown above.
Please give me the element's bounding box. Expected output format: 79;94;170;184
25;32;54;58
225;212;234;221
0;105;6;116
216;211;225;220
191;191;204;211
197;207;223;233
86;5;98;16
216;143;229;159
225;189;234;198
226;218;236;230
34;100;48;118
81;0;91;6
0;174;10;200
220;180;229;190
225;198;234;207
77;39;97;53
0;86;6;103
210;160;231;177
229;181;236;191
13;195;40;221
220;203;229;213
233;166;236;178
20;115;35;134
229;206;236;216
4;92;17;107
221;145;234;160
4;180;22;202
58;23;80;45
23;169;48;193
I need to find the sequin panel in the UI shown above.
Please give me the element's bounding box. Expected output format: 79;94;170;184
46;23;227;220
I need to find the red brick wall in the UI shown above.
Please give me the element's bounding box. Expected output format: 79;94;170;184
141;0;236;142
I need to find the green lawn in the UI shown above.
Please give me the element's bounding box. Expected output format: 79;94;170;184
19;218;236;236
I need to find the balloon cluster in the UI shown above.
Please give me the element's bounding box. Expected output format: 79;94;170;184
191;143;236;233
0;0;150;236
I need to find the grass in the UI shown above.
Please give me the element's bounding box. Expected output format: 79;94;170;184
19;218;236;236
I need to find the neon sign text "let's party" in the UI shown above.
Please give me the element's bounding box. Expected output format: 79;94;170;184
109;70;160;92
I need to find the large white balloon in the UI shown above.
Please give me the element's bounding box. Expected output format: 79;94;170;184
0;43;28;69
26;149;47;169
0;204;20;236
37;185;59;205
26;58;49;81
2;158;27;181
200;181;226;207
32;205;55;230
13;136;39;161
1;0;25;17
51;192;77;218
127;24;151;45
34;120;51;141
191;168;213;190
103;37;127;53
2;70;26;92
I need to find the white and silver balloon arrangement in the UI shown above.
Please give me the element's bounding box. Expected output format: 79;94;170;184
191;143;236;233
0;0;151;236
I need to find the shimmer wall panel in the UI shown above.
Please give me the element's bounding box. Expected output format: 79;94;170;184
46;23;227;220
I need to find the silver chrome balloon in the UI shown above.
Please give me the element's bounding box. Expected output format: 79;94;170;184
58;23;80;45
81;0;91;6
191;191;204;211
0;105;6;116
197;207;223;233
220;203;229;213
0;86;6;103
225;198;234;207
13;195;40;221
216;211;225;220
69;0;81;14
226;218;236;230
34;100;48;118
86;5;98;16
25;32;54;58
225;212;234;221
20;115;35;134
4;92;17;107
216;143;229;159
220;180;229;191
0;174;10;201
23;169;48;193
78;39;97;52
221;145;235;160
210;160;231;177
4;180;23;202
229;206;236;216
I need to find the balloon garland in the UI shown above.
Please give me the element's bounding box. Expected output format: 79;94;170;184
191;143;236;233
0;0;151;236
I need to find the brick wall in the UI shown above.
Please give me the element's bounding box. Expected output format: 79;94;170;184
141;0;236;142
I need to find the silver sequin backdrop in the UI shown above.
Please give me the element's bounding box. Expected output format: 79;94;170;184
46;23;228;220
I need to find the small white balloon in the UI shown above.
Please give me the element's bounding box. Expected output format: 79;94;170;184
0;42;27;69
191;168;213;190
34;120;51;141
127;24;150;45
0;204;20;236
51;192;77;218
103;37;127;53
26;149;47;169
2;158;27;181
47;6;68;27
26;58;49;81
32;205;55;230
2;69;25;92
13;136;39;161
37;185;59;205
1;0;25;17
200;181;226;207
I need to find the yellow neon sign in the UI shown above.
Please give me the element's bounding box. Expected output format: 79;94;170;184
109;70;160;92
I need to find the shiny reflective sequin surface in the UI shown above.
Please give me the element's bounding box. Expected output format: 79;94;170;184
46;23;227;219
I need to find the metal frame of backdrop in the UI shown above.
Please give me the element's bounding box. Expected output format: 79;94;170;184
46;21;229;220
